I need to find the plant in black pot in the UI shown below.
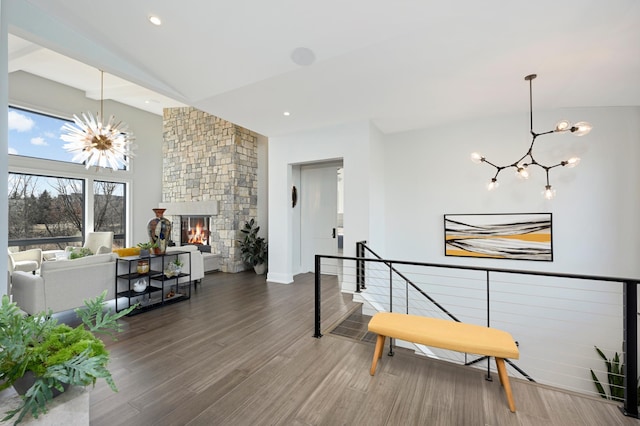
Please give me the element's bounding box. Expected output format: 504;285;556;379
0;291;135;424
136;241;157;257
238;219;268;274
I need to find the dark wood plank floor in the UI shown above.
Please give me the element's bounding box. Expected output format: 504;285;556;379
88;272;638;426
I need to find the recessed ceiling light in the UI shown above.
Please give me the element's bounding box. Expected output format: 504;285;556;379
148;15;162;26
283;111;291;116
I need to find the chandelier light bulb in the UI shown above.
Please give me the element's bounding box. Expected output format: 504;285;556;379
515;161;529;179
470;152;484;164
516;167;529;179
543;185;556;200
565;157;580;168
555;120;571;132
571;121;592;136
487;178;499;191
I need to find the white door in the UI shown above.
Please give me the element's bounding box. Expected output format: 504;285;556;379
301;165;339;274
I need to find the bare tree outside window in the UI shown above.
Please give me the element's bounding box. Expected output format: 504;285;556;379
8;173;85;251
94;180;126;248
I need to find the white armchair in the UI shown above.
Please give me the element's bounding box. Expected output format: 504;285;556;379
8;248;42;275
85;232;114;254
66;231;114;255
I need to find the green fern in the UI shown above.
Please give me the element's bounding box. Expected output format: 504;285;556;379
0;290;136;424
75;290;133;337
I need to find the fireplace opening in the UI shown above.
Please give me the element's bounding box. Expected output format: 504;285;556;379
181;216;211;247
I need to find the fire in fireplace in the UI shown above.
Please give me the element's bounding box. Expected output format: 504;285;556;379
181;216;211;246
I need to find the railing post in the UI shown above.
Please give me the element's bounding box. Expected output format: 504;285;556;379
313;255;322;338
356;241;362;293
356;240;366;292
623;280;638;417
485;270;492;382
388;262;394;356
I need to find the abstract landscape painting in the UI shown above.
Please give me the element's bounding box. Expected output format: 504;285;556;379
444;213;552;261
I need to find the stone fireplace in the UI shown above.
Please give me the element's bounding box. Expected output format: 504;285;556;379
161;107;258;272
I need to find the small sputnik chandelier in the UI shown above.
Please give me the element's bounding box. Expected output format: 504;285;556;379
470;74;591;200
61;70;135;170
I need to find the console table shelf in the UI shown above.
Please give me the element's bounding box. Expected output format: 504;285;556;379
115;251;192;315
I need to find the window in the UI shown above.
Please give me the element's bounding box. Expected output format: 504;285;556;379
94;181;126;248
8;106;76;164
7;106;127;170
8;173;85;251
8;107;130;252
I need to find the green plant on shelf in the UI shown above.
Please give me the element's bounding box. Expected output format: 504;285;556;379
136;242;157;250
164;258;183;278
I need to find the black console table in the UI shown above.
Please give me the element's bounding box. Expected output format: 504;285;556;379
115;251;192;315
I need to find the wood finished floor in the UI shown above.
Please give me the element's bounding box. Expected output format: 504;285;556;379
87;272;638;426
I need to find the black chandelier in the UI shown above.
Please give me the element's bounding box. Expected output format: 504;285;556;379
471;74;592;200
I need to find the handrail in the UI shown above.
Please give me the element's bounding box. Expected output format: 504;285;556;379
314;252;640;418
357;241;460;322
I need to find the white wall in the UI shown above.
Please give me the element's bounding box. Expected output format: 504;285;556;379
291;165;301;274
1;0;9;296
267;121;374;287
383;106;640;278
367;122;386;255
8;71;164;246
256;134;269;241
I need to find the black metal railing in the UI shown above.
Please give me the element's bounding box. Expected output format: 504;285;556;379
356;241;460;321
8;236;83;250
9;233;125;252
314;251;640;418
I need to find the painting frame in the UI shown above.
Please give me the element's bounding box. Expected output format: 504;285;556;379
444;213;553;261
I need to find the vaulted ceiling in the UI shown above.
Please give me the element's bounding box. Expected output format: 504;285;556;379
6;0;640;137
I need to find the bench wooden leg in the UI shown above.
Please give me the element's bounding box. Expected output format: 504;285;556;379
370;334;386;375
495;358;516;413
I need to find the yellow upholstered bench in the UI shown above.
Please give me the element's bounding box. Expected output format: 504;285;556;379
368;312;520;412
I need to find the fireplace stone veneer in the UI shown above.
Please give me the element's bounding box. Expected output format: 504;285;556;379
162;107;258;273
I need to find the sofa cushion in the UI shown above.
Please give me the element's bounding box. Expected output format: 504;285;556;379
40;253;116;272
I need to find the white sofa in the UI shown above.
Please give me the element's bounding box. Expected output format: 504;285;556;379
11;253;117;315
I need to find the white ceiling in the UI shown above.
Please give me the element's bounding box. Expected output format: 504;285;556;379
6;0;640;137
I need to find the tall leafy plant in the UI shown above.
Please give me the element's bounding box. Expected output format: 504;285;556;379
590;345;640;405
238;219;268;267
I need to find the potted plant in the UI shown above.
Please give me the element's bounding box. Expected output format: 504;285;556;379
136;242;157;257
590;345;640;404
0;291;136;424
164;258;184;277
238;219;268;274
68;247;93;259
